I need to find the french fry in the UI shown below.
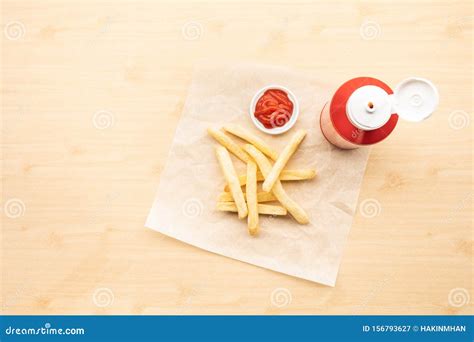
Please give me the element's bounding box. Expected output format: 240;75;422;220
270;169;316;181
218;191;277;203
208;128;249;163
262;129;307;192
244;144;309;224
246;161;259;236
223;169;316;191
223;124;279;161
217;202;287;216
215;146;248;219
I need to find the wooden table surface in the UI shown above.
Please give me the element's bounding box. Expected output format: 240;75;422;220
2;0;472;315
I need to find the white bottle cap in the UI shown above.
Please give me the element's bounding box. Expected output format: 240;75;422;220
346;77;439;131
346;85;392;130
391;77;439;122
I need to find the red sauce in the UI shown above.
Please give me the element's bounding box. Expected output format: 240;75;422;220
254;89;294;129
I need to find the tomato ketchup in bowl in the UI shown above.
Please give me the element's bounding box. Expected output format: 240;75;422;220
249;85;299;135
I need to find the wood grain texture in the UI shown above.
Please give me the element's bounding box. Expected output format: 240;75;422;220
1;0;472;315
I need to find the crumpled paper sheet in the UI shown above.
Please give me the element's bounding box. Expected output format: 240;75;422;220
146;64;369;286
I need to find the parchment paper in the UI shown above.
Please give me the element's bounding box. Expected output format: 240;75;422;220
146;64;369;286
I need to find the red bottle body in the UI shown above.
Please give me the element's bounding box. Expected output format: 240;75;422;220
320;77;399;149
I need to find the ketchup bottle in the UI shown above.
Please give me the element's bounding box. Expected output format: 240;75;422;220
320;77;439;149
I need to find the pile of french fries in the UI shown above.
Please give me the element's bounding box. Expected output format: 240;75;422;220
208;124;316;236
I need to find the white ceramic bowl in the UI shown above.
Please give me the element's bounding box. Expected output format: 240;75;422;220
249;85;299;135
